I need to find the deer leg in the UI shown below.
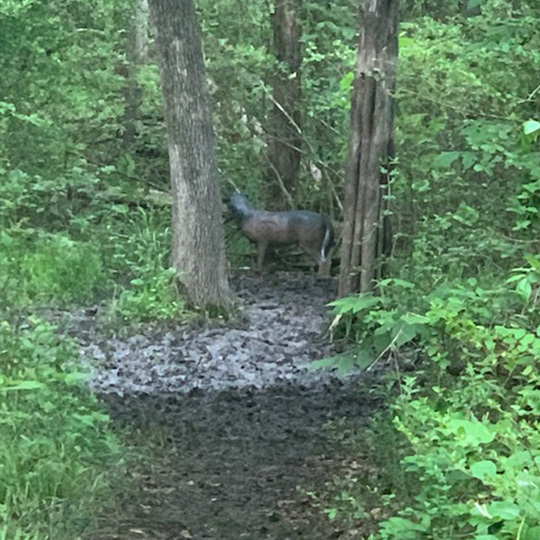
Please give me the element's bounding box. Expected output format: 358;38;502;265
300;242;332;277
257;242;268;274
318;258;331;277
300;244;323;274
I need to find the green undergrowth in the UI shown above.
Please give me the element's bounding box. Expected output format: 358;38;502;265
0;314;125;539
321;254;540;539
0;168;190;324
0;168;184;538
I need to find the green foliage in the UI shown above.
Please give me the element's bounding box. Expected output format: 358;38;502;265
0;317;122;539
325;255;540;539
198;0;273;192
0;162;189;319
0;0;131;174
0;229;105;307
101;207;189;322
318;278;428;373
2;0;540;537
21;234;104;304
377;271;540;539
111;267;187;322
396;4;540;271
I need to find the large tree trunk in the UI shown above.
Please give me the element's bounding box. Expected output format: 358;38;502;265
123;0;149;149
265;0;302;209
149;0;231;309
338;0;398;297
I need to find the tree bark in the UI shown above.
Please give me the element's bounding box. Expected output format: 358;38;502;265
149;0;232;309
338;0;398;297
265;0;302;209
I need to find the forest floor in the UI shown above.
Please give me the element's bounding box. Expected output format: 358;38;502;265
57;273;379;540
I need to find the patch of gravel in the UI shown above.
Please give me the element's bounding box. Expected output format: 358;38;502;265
69;273;350;396
48;273;376;539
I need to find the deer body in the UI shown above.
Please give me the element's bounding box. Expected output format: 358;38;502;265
228;193;334;275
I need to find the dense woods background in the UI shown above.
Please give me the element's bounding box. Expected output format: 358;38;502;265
1;0;540;538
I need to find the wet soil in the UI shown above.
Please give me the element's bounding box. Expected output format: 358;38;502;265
65;274;375;540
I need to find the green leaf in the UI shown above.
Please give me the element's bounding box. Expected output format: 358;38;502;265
449;419;495;444
470;460;497;481
310;356;341;370
462;152;477;170
433;151;461;168
393;323;419;348
486;500;521;520
473;503;493;519
524;526;540;540
351;348;376;371
64;372;88;384
467;0;482;9
399;36;415;49
400;313;428;325
516;278;533;301
328;294;381;314
454;203;479;226
327;508;338;520
336;355;358;374
525;254;540;272
524;120;540;136
411;178;430;192
339;72;354;91
379;517;428;539
1;380;45;391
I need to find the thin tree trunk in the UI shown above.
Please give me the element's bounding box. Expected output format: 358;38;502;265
265;0;302;209
339;0;398;297
149;0;232;309
123;0;149;149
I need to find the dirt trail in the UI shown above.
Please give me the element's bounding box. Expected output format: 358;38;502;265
70;274;372;540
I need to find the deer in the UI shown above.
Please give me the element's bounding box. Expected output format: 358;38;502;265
227;193;334;275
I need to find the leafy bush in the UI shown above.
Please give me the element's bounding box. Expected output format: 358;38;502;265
111;267;187;322
324;255;540;539
0;168;190;321
20;234;105;304
0;229;105;306
100;207;189;322
0;317;123;539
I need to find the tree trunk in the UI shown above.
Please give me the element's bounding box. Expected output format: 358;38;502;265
123;0;149;149
149;0;232;309
338;0;398;297
265;0;302;209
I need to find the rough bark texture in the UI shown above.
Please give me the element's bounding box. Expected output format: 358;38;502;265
149;0;231;309
265;0;302;209
123;0;149;149
338;0;398;297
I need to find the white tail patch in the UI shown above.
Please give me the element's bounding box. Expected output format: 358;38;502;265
320;226;331;263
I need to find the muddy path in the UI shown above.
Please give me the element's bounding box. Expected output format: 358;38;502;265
65;274;374;539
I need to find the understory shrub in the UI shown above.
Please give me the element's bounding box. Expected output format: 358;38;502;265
325;255;540;539
111;266;187;322
1;229;105;306
20;234;105;304
0;169;190;321
102;208;189;322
